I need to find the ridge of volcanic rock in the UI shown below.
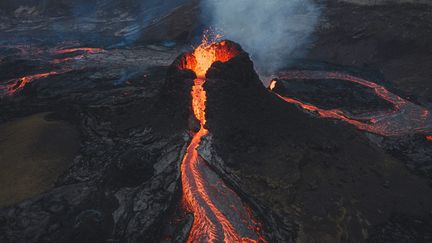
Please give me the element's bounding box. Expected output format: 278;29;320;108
150;57;196;134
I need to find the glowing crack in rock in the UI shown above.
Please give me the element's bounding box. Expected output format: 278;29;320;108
53;47;105;64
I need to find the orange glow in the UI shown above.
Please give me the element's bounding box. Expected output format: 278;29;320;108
191;78;207;127
179;36;266;242
269;80;277;91
182;38;239;78
427;136;432;141
276;93;376;132
180;36;240;129
5;71;64;95
55;47;105;55
53;47;104;63
271;70;432;137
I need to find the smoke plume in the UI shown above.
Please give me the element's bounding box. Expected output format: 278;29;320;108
201;0;321;79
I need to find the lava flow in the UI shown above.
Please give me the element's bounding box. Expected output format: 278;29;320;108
53;47;105;64
179;38;266;242
1;71;66;96
269;70;432;137
0;45;103;97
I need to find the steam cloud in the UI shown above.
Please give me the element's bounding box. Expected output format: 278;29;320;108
201;0;321;79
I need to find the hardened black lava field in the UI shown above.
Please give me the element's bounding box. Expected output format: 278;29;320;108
1;1;432;243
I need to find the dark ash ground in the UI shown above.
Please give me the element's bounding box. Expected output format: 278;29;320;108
1;1;432;243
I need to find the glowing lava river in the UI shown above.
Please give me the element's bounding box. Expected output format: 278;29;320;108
0;45;104;96
179;39;266;242
269;70;432;138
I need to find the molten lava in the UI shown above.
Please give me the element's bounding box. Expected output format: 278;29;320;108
183;37;239;78
179;38;265;242
269;80;277;91
0;46;105;97
53;47;105;64
55;47;105;55
2;71;66;96
270;71;432;137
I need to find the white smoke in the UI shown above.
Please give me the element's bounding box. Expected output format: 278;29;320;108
201;0;321;79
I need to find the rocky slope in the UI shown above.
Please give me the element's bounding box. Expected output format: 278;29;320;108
309;1;432;105
0;43;192;242
204;46;432;243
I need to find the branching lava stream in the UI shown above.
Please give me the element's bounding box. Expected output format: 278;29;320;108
179;38;266;242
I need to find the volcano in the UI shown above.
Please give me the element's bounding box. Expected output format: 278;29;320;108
174;40;266;242
1;18;432;243
153;36;432;242
184;41;432;243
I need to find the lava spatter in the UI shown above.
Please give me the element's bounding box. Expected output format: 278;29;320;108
179;37;266;242
270;70;432;137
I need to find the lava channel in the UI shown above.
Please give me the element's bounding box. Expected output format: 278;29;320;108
179;37;266;242
269;70;432;137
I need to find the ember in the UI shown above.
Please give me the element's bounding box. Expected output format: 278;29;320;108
179;36;266;242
